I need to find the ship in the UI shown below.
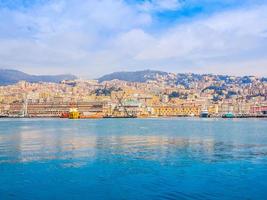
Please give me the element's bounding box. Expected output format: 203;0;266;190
69;108;80;119
222;112;235;118
80;113;103;119
103;115;137;119
68;109;104;119
60;112;69;118
200;110;209;118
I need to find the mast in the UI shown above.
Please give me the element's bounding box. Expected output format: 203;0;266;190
22;93;28;117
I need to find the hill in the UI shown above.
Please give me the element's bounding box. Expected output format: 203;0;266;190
0;69;77;85
98;70;267;88
98;70;169;82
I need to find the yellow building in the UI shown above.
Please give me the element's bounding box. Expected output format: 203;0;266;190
181;104;201;116
208;104;219;114
39;92;50;99
140;95;160;106
153;104;201;117
153;106;181;116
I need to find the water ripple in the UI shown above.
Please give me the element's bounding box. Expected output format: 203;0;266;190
1;118;267;199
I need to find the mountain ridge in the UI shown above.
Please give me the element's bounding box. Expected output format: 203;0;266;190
0;69;77;85
97;69;267;88
1;69;266;86
98;69;170;83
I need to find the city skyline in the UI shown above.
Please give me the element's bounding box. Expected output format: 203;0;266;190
1;0;267;77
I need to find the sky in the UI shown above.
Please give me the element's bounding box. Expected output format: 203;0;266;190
0;0;267;78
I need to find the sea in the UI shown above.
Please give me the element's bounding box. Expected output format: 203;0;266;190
0;118;267;200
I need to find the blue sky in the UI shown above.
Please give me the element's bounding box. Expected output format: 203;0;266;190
0;0;267;77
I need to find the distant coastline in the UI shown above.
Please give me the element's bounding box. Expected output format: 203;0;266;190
1;69;266;119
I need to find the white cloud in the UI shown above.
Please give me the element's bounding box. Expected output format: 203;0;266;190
0;0;152;75
0;0;267;77
139;0;182;12
137;5;267;57
132;5;267;76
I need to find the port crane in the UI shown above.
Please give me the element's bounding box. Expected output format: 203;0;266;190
110;92;136;118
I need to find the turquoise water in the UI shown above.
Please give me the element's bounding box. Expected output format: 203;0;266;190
0;118;267;200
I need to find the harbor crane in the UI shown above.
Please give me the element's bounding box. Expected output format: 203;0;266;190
109;92;136;118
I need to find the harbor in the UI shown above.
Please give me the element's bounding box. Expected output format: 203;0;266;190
1;91;267;119
1;118;267;200
1;104;267;119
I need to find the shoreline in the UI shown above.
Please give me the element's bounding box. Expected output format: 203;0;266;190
1;115;267;119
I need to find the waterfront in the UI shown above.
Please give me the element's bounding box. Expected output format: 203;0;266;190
1;118;267;199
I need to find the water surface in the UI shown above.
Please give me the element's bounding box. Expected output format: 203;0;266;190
0;118;267;199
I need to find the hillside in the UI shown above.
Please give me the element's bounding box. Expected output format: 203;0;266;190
0;69;77;85
98;70;267;88
98;70;169;82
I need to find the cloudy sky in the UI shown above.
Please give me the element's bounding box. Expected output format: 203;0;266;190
0;0;267;78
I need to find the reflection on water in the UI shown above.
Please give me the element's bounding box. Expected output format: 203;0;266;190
1;119;267;166
1;118;267;200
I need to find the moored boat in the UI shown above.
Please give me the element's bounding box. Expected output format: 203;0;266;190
222;112;235;118
80;114;103;119
60;112;69;118
69;108;80;119
200;110;209;118
103;115;137;118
